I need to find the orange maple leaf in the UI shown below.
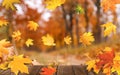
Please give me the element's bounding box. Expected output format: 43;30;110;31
40;67;56;75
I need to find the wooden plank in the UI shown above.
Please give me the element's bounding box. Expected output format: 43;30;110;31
57;66;75;75
20;65;42;75
72;65;88;75
0;69;11;75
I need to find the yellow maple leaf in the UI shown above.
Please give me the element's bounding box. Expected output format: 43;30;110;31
0;62;9;70
12;30;21;41
86;60;96;71
103;47;112;52
64;36;72;45
0;18;8;27
27;21;39;31
112;55;120;75
80;32;95;46
0;39;11;47
0;39;10;58
42;34;56;46
25;39;34;47
8;55;32;75
101;22;116;37
45;0;66;10
2;0;21;10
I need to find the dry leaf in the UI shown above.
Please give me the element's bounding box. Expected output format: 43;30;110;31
12;30;21;41
25;39;34;47
2;0;21;10
45;0;65;10
27;21;39;31
101;22;116;37
80;32;94;46
42;34;56;46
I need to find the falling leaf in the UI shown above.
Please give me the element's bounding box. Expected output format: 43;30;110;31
40;67;56;75
27;21;39;31
0;39;11;47
45;0;66;10
64;36;72;45
101;22;116;37
0;17;8;27
80;32;94;46
42;34;56;46
75;5;84;14
8;55;32;75
2;0;21;10
12;30;21;41
25;39;34;47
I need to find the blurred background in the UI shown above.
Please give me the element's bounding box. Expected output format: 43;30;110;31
0;0;120;65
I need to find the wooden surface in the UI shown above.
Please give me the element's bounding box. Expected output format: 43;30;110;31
0;65;117;75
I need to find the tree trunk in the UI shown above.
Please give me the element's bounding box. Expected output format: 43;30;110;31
93;0;101;43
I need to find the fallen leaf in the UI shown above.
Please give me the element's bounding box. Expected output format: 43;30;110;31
40;67;56;75
8;55;32;75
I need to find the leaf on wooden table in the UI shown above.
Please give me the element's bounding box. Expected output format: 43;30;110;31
8;55;32;75
40;67;56;75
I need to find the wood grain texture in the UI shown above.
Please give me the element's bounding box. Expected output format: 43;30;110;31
0;65;118;75
57;66;75;75
72;65;88;75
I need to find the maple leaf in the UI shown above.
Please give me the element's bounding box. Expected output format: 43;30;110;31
80;32;94;46
64;36;72;45
75;5;84;14
86;60;96;71
42;34;56;46
0;17;8;27
27;21;39;31
96;47;115;68
8;55;32;75
2;0;21;10
103;65;111;75
25;39;34;47
12;30;21;41
101;22;116;37
0;39;10;58
40;67;56;75
111;54;120;75
0;62;9;70
0;39;11;47
45;0;66;10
